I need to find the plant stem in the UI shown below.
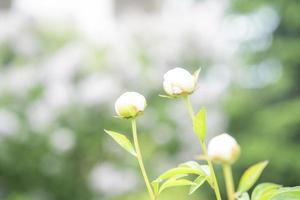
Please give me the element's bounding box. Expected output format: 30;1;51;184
222;164;235;200
131;119;156;200
183;95;222;200
202;143;222;200
184;95;196;121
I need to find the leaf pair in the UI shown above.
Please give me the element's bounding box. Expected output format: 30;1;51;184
152;161;210;196
153;174;195;195
104;130;137;157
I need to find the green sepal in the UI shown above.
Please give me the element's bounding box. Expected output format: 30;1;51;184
193;68;202;81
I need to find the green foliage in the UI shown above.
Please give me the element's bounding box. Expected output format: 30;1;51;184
193;68;202;81
270;186;300;200
238;184;300;200
159;177;195;194
158;94;176;99
152;161;209;196
158;167;205;180
238;161;269;193
189;175;207;195
104;130;137;157
251;183;282;200
227;0;300;188
0;0;299;199
193;108;207;142
237;193;250;200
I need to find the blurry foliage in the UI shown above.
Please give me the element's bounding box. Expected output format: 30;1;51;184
0;24;184;199
0;42;22;66
226;0;300;187
0;0;299;199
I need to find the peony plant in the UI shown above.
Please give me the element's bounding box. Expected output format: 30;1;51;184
105;67;300;200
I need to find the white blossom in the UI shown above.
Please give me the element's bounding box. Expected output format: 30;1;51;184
115;92;147;118
208;133;240;164
163;67;197;96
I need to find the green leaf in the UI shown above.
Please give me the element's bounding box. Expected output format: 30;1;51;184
159;94;175;99
178;161;213;187
193;108;207;142
159;178;196;194
178;161;202;170
237;192;250;200
153;162;209;196
151;179;161;196
238;161;269;193
152;174;191;195
189;175;207;195
104;130;136;157
193;68;202;81
252;183;282;200
158;167;206;180
270;186;300;200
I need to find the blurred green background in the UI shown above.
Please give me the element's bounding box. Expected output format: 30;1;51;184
0;0;299;199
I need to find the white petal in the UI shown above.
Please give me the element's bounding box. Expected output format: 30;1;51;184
208;133;240;163
114;92;146;117
163;67;196;95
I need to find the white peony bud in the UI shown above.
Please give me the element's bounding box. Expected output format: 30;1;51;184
163;67;197;96
114;92;147;118
207;133;241;164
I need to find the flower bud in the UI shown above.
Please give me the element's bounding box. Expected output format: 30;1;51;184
163;67;197;96
207;133;240;164
115;92;147;118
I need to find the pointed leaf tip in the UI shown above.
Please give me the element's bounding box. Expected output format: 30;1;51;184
238;161;269;193
189;175;207;195
105;130;137;157
193;68;202;81
159;94;175;99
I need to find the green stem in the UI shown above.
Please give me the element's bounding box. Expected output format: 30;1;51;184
131;119;156;200
222;164;235;200
183;95;222;200
202;143;222;200
184;95;195;121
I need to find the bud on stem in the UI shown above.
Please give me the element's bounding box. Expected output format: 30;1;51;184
115;92;147;118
